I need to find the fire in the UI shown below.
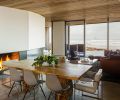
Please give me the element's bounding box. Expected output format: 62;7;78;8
6;55;10;61
0;55;10;70
0;58;3;70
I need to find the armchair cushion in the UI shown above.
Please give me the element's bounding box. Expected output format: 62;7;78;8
75;80;97;93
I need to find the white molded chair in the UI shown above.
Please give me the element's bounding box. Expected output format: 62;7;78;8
74;69;103;99
8;67;23;97
23;70;46;100
46;74;70;100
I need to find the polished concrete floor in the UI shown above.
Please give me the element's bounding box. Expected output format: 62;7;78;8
0;77;120;100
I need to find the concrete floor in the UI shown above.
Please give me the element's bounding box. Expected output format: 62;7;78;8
0;77;120;100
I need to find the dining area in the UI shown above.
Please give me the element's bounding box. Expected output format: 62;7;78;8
1;56;103;100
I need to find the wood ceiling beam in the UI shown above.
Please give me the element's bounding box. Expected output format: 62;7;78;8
0;0;33;6
32;0;119;15
43;4;120;17
0;0;120;23
0;0;120;15
44;4;120;21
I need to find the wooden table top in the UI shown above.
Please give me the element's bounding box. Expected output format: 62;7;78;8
2;59;92;80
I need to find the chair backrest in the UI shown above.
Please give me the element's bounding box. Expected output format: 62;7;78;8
23;70;37;86
92;69;102;90
46;74;62;92
9;67;22;81
94;69;103;82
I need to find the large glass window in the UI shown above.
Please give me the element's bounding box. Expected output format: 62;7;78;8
70;25;84;44
109;22;120;50
86;23;107;56
66;20;120;57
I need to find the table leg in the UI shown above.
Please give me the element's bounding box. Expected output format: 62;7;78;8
55;77;73;100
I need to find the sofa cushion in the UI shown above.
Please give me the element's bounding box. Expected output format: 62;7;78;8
110;55;120;60
100;59;120;76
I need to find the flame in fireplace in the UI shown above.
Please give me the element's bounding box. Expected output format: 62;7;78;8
0;55;10;70
6;55;10;61
0;58;3;70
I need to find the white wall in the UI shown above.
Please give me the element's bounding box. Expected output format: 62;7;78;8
0;6;45;53
53;21;65;55
28;12;45;49
0;6;29;53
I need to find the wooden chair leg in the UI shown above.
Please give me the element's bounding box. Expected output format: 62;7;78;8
33;87;36;100
23;89;29;100
48;91;52;100
8;82;15;97
39;85;46;99
20;81;23;92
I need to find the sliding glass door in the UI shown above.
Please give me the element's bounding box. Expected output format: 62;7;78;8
66;21;85;59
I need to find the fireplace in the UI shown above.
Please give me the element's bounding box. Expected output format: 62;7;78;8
0;52;20;71
0;48;42;71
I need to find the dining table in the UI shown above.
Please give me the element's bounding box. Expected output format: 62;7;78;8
2;59;93;100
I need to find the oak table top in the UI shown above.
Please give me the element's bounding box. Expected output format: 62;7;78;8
2;59;92;80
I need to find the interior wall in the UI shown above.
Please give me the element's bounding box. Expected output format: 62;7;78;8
0;6;28;53
52;21;65;55
28;12;45;49
0;6;45;54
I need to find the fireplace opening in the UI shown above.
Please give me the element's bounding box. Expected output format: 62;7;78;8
0;52;19;71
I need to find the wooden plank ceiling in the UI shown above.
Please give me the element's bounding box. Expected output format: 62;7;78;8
0;0;120;24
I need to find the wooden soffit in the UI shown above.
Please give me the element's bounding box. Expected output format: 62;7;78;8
0;0;120;23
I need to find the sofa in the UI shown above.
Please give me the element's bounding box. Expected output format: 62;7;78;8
100;58;120;77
